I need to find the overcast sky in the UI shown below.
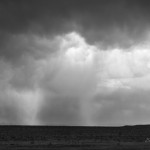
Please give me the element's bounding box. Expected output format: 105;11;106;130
1;0;150;126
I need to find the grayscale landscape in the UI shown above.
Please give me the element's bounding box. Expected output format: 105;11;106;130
1;0;150;149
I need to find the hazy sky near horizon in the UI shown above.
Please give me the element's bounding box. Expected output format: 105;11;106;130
1;0;150;126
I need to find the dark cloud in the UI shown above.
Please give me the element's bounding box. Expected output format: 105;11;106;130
1;0;150;61
75;0;150;47
0;0;73;34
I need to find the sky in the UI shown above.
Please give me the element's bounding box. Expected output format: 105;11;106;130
1;0;150;126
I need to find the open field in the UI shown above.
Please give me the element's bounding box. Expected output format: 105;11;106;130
0;125;150;149
1;143;150;150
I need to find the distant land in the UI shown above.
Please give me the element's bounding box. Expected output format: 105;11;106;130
0;125;150;149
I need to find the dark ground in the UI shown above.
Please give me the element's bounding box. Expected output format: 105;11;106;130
1;143;150;150
0;125;150;149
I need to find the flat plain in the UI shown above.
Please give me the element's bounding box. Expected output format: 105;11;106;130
0;125;150;149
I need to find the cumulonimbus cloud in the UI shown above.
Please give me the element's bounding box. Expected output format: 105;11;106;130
1;30;150;125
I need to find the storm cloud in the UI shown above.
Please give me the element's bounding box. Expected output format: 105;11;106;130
1;0;150;126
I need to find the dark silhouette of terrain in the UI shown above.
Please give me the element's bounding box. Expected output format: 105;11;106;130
0;125;150;149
